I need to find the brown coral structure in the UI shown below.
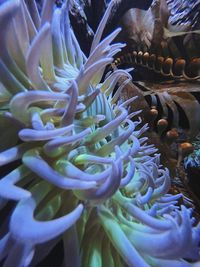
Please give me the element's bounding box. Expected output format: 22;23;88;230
114;0;200;143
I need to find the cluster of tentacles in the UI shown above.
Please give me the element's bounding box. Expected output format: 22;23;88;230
0;1;200;267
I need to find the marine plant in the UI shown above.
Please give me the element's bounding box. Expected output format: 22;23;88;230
0;1;200;267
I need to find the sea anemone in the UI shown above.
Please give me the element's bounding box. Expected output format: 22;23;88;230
0;1;200;267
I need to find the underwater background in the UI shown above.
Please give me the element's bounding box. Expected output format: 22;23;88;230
0;0;200;266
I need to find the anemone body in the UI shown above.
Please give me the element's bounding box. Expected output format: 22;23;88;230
0;1;200;267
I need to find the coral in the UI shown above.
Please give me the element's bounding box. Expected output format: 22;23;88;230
111;0;200;164
0;1;199;267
